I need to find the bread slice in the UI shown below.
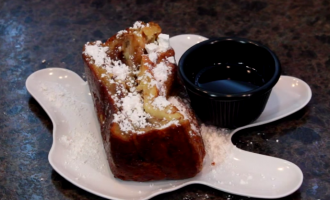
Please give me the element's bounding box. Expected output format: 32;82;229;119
82;21;205;181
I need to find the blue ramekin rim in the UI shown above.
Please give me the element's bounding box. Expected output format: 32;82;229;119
178;37;282;100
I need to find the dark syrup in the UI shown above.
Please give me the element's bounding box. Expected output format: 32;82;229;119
195;62;265;94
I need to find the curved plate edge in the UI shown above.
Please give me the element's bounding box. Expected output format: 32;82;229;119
230;75;312;137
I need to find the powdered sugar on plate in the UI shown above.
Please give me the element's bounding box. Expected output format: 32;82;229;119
200;124;232;166
38;81;109;179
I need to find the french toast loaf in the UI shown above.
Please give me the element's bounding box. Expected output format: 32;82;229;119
82;22;205;181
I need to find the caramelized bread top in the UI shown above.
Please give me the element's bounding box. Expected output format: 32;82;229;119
82;21;199;135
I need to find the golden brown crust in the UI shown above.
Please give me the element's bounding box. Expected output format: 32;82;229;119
83;21;205;181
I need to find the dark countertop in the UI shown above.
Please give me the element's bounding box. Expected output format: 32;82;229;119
1;0;329;199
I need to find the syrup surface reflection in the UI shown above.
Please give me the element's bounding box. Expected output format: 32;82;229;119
195;62;265;94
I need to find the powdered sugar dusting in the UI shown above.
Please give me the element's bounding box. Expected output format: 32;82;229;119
145;43;158;54
113;93;150;132
116;30;127;38
104;60;130;81
83;41;109;66
153;62;170;84
38;81;109;179
201;124;232;165
152;96;171;109
84;42;130;81
157;34;170;52
116;21;148;39
156;120;180;130
168;96;199;133
148;52;158;63
144;33;171;64
132;21;145;29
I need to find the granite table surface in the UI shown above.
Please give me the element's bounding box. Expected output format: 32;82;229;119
1;0;330;199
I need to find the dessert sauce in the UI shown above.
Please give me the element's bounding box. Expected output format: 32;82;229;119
195;62;265;94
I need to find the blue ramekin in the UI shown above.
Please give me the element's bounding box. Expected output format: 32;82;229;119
178;37;281;128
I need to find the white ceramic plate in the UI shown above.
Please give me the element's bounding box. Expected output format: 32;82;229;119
25;34;311;200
